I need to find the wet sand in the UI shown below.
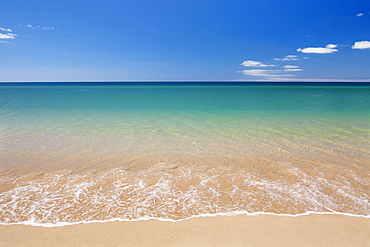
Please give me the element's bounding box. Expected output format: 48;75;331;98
1;214;369;247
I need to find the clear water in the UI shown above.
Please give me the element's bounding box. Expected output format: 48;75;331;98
1;83;369;226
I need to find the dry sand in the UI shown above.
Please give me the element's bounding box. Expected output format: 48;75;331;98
0;214;369;247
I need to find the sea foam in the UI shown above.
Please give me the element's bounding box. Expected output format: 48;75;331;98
1;164;369;227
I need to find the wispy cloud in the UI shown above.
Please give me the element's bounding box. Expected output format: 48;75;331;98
297;44;338;54
326;44;338;49
282;65;302;72
241;60;276;67
26;24;55;30
356;13;364;16
240;68;303;78
26;24;36;29
0;27;12;32
240;69;287;77
240;58;304;79
0;27;16;41
234;77;370;82
284;68;302;72
249;77;370;82
283;65;299;69
273;55;299;61
352;41;370;49
0;33;17;39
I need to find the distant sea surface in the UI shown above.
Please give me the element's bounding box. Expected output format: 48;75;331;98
1;82;369;226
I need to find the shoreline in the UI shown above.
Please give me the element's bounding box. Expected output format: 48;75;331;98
1;211;369;228
1;214;369;246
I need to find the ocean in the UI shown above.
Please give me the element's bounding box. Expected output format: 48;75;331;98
0;82;369;226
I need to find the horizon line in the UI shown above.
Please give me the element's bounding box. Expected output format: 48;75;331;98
1;80;370;83
0;80;370;84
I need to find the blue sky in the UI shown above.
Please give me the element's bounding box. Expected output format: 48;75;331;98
1;0;370;82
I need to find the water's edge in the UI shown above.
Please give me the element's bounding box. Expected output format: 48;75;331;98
0;211;368;228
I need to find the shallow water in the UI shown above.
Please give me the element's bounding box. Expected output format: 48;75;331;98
0;83;369;226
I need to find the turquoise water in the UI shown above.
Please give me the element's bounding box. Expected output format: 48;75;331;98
0;83;369;225
3;84;370;112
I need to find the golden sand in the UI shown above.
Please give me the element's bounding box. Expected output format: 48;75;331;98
1;214;369;247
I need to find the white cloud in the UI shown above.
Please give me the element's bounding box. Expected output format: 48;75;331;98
352;41;370;49
326;44;338;49
286;55;299;59
297;44;338;54
282;65;302;72
241;69;280;76
356;13;364;16
241;60;275;67
0;33;17;39
26;24;55;30
41;26;55;30
240;59;304;78
273;55;299;61
240;69;295;78
284;68;303;72
235;78;370;82
283;65;300;69
0;27;12;32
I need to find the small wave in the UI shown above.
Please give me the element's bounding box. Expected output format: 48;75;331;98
0;164;369;227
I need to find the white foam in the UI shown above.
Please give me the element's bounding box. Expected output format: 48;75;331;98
0;211;368;228
0;165;369;227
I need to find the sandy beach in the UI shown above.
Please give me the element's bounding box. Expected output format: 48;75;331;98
1;85;369;246
1;214;369;247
